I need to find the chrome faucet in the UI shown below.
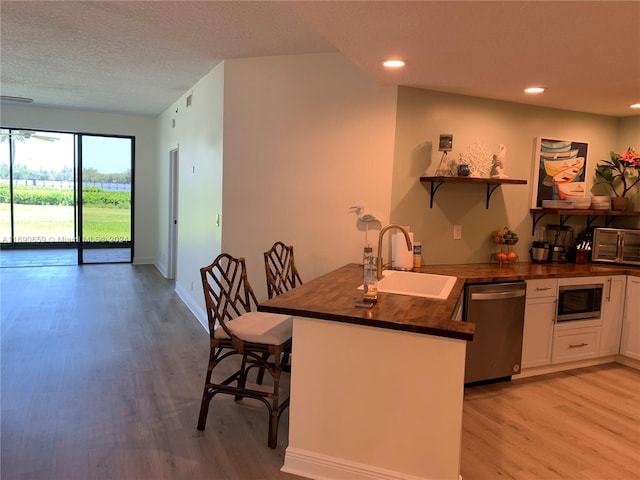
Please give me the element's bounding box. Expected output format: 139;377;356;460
376;224;412;280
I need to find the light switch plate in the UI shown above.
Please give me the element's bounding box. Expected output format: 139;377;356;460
453;225;462;240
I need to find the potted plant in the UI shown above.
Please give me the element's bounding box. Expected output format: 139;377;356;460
594;147;640;210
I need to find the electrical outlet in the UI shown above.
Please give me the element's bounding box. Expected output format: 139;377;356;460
453;225;462;240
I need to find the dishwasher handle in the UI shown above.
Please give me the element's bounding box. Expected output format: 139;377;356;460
470;290;526;301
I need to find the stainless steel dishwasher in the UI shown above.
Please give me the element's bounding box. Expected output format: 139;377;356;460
463;282;526;384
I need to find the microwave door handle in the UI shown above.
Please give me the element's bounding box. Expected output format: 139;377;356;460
606;277;612;302
616;232;624;261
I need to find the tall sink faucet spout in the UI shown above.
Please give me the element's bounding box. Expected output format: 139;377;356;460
376;224;412;280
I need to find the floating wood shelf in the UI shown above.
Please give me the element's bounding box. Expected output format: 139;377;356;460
529;208;640;234
420;176;528;208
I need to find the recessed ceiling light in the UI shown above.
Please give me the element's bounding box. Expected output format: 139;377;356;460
631;103;640;109
383;59;405;68
0;95;34;103
524;87;546;94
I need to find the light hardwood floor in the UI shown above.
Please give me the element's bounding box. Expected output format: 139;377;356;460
462;364;640;479
1;263;638;480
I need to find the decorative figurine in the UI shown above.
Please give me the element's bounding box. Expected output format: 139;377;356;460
349;205;381;247
491;144;509;178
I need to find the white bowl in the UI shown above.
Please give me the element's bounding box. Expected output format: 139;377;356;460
571;197;592;209
542;200;574;209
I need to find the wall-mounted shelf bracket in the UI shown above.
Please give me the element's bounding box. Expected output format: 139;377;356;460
420;176;527;209
529;208;640;235
486;184;503;209
531;211;546;234
428;179;446;208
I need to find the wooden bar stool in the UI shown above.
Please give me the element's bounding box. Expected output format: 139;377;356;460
196;253;292;448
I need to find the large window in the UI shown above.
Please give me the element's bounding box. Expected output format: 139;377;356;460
0;128;134;264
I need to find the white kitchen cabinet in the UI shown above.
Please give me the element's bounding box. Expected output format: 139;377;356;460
552;326;601;363
522;279;557;368
620;276;640;361
599;275;626;356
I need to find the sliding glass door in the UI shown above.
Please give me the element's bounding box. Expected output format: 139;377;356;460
0;128;134;265
78;134;133;264
0;129;76;248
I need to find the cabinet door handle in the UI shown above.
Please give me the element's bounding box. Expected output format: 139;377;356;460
568;342;588;348
606;277;612;302
535;287;552;291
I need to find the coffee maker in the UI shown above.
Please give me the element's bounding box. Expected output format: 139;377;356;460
545;224;574;263
531;240;551;263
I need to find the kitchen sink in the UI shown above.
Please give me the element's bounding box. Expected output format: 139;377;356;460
360;270;457;300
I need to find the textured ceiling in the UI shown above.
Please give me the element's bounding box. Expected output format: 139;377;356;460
1;1;639;117
0;1;335;115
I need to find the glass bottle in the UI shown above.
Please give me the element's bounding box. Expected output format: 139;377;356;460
363;256;378;304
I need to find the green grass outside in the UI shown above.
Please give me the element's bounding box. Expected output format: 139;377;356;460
0;203;131;243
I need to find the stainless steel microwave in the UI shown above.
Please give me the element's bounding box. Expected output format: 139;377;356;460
592;227;640;266
557;283;603;322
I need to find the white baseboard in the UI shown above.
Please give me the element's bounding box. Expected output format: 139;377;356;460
154;261;169;278
615;355;640;370
515;354;640;379
175;282;208;333
132;256;154;265
281;447;449;480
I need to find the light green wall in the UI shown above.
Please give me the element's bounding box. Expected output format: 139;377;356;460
391;87;640;264
619;116;640;151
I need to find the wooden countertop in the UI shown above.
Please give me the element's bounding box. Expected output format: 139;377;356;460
258;262;640;343
259;263;473;341
413;261;640;282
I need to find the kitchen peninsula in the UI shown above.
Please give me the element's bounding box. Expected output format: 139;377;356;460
259;263;472;480
259;261;640;480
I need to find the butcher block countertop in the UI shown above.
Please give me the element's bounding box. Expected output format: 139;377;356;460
414;261;640;282
258;262;640;343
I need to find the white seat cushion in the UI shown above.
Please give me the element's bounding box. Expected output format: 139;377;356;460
214;311;293;345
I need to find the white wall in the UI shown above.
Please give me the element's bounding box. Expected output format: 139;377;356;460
221;53;398;302
155;64;224;316
391;88;640;264
0;104;158;263
154;53;397;320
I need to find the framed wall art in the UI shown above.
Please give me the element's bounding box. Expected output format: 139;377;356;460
530;137;589;208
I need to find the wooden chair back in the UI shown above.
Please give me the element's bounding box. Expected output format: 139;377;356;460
200;253;258;338
264;241;303;299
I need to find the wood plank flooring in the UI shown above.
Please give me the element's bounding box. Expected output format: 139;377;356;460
1;264;299;480
1;263;638;480
461;363;640;480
